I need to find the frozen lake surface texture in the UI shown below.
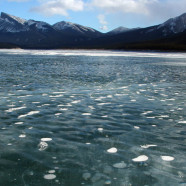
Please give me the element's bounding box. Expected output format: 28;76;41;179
0;50;186;186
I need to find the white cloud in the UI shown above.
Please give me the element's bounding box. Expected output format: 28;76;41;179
146;0;186;21
91;0;186;27
91;0;186;19
31;0;84;16
98;14;107;25
91;0;156;15
98;14;108;30
100;25;108;30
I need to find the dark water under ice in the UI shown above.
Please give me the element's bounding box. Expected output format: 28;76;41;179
0;50;186;186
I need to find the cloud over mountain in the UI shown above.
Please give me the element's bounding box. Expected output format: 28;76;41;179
31;0;84;16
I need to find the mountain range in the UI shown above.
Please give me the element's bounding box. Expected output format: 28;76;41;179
0;12;186;50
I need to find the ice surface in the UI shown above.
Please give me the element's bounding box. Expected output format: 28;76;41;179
0;49;186;59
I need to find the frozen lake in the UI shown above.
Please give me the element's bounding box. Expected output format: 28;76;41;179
0;50;186;185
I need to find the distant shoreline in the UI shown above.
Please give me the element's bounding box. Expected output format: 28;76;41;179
0;47;185;53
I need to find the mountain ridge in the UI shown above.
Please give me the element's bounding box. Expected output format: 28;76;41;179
0;12;186;50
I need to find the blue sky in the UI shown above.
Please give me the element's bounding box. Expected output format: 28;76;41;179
0;0;186;32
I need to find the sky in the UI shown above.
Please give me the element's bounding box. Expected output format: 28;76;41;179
0;0;186;32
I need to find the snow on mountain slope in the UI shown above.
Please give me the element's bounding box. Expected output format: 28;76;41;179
0;12;54;33
27;20;53;31
0;12;101;37
107;26;141;36
107;26;130;35
53;21;102;37
1;12;27;25
157;13;186;34
0;11;186;49
0;12;28;32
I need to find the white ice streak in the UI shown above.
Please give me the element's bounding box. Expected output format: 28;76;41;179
6;106;26;112
1;50;186;59
58;104;72;107
59;108;68;111
18;111;40;119
101;115;108;118
42;104;50;106
157;115;169;118
178;121;186;124
97;102;111;106
140;144;157;149
53;92;66;94
19;134;26;138
49;94;63;98
98;128;103;132
55;113;62;116
142;111;153;115
15;122;24;125
82;113;92;115
88;106;95;110
71;100;81;104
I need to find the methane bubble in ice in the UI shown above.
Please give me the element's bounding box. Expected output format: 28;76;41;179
141;144;157;149
98;128;103;132
38;142;48;151
15;122;24;125
48;170;55;174
82;173;91;180
107;147;117;153
44;174;56;180
41;138;52;142
132;155;148;162
161;156;175;161
19;134;26;138
113;161;126;169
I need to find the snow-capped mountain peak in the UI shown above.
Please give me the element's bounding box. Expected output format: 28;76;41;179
0;12;55;33
53;21;99;35
109;26;130;34
1;12;27;25
27;20;52;31
53;21;74;30
0;12;28;32
106;26;140;35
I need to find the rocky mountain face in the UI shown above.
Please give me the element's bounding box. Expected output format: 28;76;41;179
157;13;186;34
106;26;131;35
0;12;186;49
85;13;186;49
106;26;141;36
0;12;102;48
